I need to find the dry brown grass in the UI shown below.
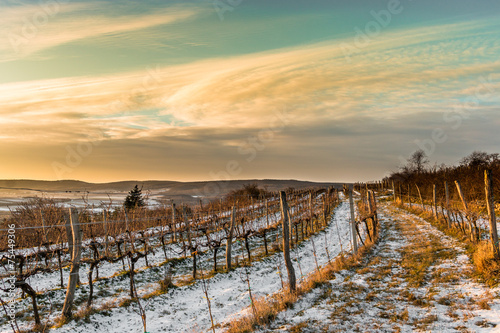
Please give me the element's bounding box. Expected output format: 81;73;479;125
413;314;438;329
390;308;409;323
474;290;495;310
473;241;500;286
393;215;456;289
158;273;174;293
51;299;116;329
288;322;308;332
395;203;500;287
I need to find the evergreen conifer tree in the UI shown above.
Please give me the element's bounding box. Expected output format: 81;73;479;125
124;185;145;210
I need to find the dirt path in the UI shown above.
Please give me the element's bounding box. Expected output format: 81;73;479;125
259;203;500;332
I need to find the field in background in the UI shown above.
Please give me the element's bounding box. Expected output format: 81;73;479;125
0;179;342;218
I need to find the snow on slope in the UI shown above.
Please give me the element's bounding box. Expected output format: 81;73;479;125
1;200;353;333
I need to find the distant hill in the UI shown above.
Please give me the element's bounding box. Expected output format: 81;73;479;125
0;179;343;197
0;180;179;192
0;179;345;218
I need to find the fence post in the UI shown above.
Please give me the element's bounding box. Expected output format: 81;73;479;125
433;184;438;219
455;181;469;211
348;186;358;253
371;190;379;237
455;180;475;241
266;198;269;228
415;184;424;211
103;210;109;257
309;191;314;231
369;190;379;236
225;206;236;272
64;213;74;262
444;181;452;229
408;184;412;209
62;208;83;318
171;202;177;243
289;196;294;247
392;181;396;202
322;194;327;226
280;191;296;292
367;191;374;239
485;170;500;259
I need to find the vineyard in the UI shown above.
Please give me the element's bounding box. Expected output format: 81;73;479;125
1;186;374;332
384;163;500;266
1;171;499;332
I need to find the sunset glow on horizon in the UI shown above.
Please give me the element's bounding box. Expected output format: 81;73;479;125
1;0;499;183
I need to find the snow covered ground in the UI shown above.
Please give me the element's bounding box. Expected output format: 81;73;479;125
259;203;500;332
6;196;499;333
46;201;352;333
0;198;353;333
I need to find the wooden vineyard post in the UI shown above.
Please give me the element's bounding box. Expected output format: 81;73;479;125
103;209;109;257
171;202;177;243
225;206;236;272
280;191;296;292
250;197;254;221
266;198;269;228
322;194;327;226
433;184;438;219
392;181;396;202
219;198;223;219
309;191;314;231
183;206;192;247
416;184;424;212
64;214;74;261
366;191;373;238
455;180;475;242
183;206;196;278
485;170;500;259
368;190;378;238
444;181;452;229
408;184;412;209
455;181;468;211
371;190;379;237
348;186;358;253
289;196;294;247
62;208;83;318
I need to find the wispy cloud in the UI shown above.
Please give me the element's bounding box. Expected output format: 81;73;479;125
0;2;203;61
2;18;498;134
0;17;499;181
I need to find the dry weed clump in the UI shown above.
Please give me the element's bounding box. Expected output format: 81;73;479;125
473;241;500;286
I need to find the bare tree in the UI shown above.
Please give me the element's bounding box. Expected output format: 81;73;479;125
403;149;429;174
460;151;499;168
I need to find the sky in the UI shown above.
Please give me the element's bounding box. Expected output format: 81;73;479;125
0;0;499;183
